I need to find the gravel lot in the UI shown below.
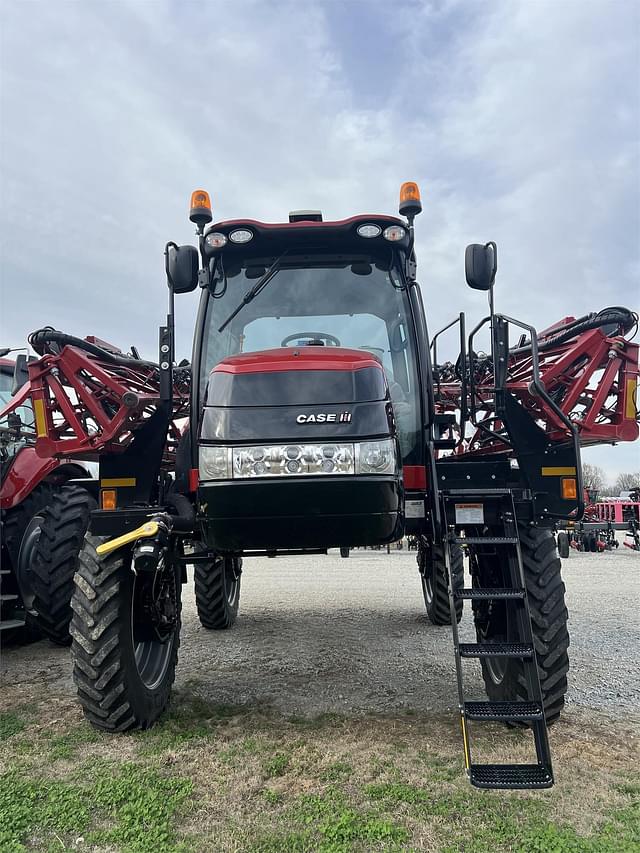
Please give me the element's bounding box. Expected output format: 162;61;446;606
1;544;639;721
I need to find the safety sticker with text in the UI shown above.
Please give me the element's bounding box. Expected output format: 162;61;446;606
455;503;484;524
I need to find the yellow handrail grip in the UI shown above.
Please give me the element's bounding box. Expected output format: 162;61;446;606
96;521;159;557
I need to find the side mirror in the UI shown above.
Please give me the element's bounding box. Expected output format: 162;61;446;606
167;244;199;294
465;241;497;291
12;354;30;395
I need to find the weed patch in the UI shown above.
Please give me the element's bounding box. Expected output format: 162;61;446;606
0;762;193;852
263;751;290;778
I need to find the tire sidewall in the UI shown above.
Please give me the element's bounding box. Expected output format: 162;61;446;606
108;549;181;726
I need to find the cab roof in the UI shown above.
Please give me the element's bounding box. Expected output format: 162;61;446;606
203;214;410;259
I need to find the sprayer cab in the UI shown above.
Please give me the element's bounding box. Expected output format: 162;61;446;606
181;191;427;553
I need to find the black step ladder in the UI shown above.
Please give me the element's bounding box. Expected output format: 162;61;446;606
441;489;553;789
0;567;26;634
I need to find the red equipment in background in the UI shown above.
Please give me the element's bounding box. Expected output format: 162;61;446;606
590;497;640;526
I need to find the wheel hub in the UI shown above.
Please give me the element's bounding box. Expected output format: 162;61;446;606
15;514;45;613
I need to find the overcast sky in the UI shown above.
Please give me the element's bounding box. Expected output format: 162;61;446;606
1;0;638;481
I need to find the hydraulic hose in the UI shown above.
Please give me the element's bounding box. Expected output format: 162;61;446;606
28;327;159;368
510;306;637;356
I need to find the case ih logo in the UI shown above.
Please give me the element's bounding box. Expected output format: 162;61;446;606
296;412;352;424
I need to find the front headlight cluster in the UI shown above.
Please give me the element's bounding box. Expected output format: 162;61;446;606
199;438;396;481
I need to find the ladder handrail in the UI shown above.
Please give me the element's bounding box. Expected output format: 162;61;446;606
467;312;585;520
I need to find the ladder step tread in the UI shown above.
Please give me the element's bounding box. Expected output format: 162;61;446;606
0;569;11;575
453;536;518;545
469;763;553;790
459;642;533;658
0;594;19;602
464;701;543;721
455;587;525;600
0;618;26;631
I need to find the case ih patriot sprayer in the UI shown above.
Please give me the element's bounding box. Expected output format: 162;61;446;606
1;184;638;790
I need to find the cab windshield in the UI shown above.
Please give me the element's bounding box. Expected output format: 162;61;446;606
199;252;421;462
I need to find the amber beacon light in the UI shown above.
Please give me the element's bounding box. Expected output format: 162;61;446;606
399;181;422;219
189;189;213;226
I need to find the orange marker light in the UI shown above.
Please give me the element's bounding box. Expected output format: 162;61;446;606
561;478;577;500
399;181;422;218
189;189;213;225
101;489;117;511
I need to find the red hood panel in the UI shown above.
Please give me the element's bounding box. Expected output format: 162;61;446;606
212;347;383;375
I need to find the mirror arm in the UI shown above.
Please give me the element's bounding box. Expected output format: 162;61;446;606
160;242;180;404
405;216;417;281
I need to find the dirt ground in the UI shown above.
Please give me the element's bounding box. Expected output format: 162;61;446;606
2;544;639;722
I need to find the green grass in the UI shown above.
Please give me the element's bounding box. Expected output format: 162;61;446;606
0;712;27;741
262;786;409;852
46;722;102;760
0;763;193;853
135;697;247;754
0;694;638;852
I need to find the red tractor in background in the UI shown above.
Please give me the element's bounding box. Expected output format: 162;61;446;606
1;350;96;641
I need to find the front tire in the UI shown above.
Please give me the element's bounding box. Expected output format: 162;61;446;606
418;540;463;625
70;534;181;731
473;525;570;725
194;556;241;630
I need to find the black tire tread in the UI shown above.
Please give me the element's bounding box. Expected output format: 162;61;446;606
517;525;570;724
30;485;95;645
194;557;240;630
2;482;55;568
477;525;570;725
1;482;55;637
70;534;180;732
557;531;570;559
420;542;464;625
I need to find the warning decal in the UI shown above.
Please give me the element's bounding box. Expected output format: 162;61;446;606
455;503;484;525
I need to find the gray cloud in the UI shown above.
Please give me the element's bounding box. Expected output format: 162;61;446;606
1;0;637;478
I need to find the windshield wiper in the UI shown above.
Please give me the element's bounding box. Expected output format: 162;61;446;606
218;251;288;333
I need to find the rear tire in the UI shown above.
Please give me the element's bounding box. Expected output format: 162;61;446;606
418;540;463;625
2;483;55;570
194;556;241;630
557;531;570;559
70;534;181;731
473;525;569;725
30;485;96;645
1;483;55;640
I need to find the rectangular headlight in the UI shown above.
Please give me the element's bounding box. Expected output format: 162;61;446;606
356;438;397;475
199;439;397;481
199;445;232;481
232;443;355;478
